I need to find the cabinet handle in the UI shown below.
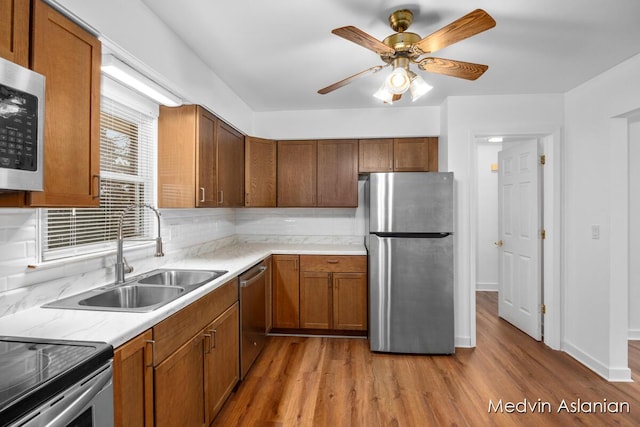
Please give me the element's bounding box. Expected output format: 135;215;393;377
145;339;155;367
245;192;250;206
200;187;205;203
203;333;212;353
326;259;339;264
218;190;224;204
92;174;101;199
210;329;217;350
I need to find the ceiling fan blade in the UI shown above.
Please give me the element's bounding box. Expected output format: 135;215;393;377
411;9;496;55
318;65;386;94
417;57;489;80
332;26;395;55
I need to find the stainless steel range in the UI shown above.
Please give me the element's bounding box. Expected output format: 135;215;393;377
0;337;113;427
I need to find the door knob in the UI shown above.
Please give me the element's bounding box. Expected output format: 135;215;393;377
494;240;503;247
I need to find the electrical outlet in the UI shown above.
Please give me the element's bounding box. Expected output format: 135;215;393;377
591;225;600;240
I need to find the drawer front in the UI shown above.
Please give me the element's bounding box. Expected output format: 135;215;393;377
153;277;238;365
299;255;366;273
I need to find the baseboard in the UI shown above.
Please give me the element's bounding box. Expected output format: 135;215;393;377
476;282;498;291
563;340;632;382
455;335;473;348
628;329;640;340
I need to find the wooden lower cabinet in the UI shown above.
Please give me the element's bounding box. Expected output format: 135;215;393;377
299;256;368;331
155;333;206;427
274;254;368;333
113;279;239;426
205;303;240;420
272;255;300;329
113;330;154;427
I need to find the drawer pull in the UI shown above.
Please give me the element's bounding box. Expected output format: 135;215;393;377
327;259;339;264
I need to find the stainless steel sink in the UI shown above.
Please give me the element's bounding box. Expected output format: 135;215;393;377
136;269;221;287
78;285;185;309
42;268;228;312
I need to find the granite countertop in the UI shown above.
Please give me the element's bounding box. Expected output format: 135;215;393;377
0;242;366;348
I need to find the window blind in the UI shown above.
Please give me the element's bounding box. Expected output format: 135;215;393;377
42;96;156;261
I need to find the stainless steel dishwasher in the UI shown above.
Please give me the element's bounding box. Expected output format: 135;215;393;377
239;260;267;379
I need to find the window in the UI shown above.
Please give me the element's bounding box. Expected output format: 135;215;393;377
41;82;157;261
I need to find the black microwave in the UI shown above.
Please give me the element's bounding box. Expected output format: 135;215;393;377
0;56;45;192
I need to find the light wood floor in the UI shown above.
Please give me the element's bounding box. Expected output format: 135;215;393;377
213;292;640;426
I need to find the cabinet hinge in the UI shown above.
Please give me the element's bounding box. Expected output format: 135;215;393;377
540;229;546;240
540;155;546;165
541;304;546;314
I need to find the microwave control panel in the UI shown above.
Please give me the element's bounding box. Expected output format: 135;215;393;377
0;83;38;172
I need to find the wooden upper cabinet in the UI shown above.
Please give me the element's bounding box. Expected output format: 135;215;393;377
159;105;214;208
216;121;244;207
359;137;438;172
277;140;317;207
28;0;101;207
158;105;245;208
244;136;276;207
359;139;394;173
317;139;358;207
0;0;30;66
393;137;430;171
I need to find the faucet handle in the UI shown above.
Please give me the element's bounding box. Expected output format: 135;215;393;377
123;257;134;274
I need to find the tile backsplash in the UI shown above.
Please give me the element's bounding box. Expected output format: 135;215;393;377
0;194;365;317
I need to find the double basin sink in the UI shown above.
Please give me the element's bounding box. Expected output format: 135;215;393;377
43;269;228;313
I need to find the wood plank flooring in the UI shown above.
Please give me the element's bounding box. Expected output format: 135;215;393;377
213;292;640;426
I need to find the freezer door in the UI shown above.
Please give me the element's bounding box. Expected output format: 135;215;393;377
368;172;453;233
369;234;454;354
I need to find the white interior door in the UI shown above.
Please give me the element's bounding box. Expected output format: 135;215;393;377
497;140;542;340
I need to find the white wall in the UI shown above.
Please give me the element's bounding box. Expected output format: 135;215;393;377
475;143;501;291
629;120;640;339
442;94;564;348
564;52;640;380
55;0;254;134
253;106;440;139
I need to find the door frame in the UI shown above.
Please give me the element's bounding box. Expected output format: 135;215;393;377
469;127;562;350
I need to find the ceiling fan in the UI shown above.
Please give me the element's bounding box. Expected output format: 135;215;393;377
318;9;496;103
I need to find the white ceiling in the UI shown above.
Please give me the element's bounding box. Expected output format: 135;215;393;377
141;0;640;112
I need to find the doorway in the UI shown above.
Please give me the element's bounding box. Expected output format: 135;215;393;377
475;137;542;341
629;118;640;375
470;129;562;350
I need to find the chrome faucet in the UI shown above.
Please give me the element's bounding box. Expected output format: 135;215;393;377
115;203;164;285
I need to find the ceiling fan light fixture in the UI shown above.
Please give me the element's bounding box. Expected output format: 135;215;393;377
373;82;395;104
409;72;433;102
385;66;410;95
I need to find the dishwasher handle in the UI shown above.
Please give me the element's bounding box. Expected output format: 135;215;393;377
240;265;267;288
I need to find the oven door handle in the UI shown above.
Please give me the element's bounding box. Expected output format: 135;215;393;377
46;364;112;427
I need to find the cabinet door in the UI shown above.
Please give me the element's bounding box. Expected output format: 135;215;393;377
113;330;154;427
197;107;218;207
317;139;358;207
393;138;429;172
205;303;239;422
28;0;101;207
265;256;273;333
272;255;300;328
216;121;244;207
277;140;317;207
245;136;276;207
300;271;332;329
427;137;439;171
359;139;394;173
0;0;29;66
333;272;368;331
155;334;207;427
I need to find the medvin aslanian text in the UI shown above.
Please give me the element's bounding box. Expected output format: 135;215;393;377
488;398;630;414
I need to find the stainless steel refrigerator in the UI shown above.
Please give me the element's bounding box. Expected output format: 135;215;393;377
366;172;454;354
